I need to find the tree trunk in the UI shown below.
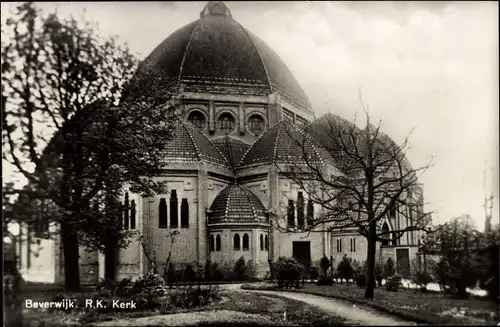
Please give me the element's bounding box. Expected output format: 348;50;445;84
364;221;377;299
61;221;81;291
104;243;117;281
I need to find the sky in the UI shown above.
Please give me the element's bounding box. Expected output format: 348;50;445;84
2;1;499;229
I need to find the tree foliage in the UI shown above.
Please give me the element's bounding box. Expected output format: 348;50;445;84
2;3;177;289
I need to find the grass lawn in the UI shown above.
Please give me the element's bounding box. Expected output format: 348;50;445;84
18;289;352;326
242;282;499;326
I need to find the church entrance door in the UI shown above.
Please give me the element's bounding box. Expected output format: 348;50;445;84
396;248;410;278
292;241;311;270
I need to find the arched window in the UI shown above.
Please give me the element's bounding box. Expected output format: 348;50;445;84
297;192;305;228
307;200;314;227
216;234;221;251
187;110;206;130
170;190;178;228
287;200;295;228
130;200;136;230
234;233;241;250
260;234;264;251
264;235;269;251
381;222;390;246
242;233;249;250
209;235;215;252
159;198;167;228
123;192;130;230
218;113;235;134
248;114;265;135
181;198;189;228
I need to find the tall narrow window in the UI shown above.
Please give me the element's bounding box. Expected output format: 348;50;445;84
336;239;342;253
307;200;314;227
287;199;295;228
130;200;136;230
216;234;221;251
234;234;241;250
181;198;189;228
297;192;305;228
170;190;178;228
382;222;390;246
260;234;264;251
123;192;130;230
389;201;396;217
243;233;249;250
209;235;215;252
118;202;123;230
265;235;269;251
350;238;356;252
159;198;167;228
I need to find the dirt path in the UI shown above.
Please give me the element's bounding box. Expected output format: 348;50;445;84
241;289;418;326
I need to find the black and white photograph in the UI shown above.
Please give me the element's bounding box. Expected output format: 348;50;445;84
2;1;499;326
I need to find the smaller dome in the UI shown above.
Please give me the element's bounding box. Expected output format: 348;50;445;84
238;119;336;169
208;183;268;224
212;136;251;168
163;118;230;168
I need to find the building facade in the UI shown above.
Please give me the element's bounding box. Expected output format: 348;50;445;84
17;1;424;284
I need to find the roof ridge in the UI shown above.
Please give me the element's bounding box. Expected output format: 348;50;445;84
272;120;288;164
181;120;203;162
177;19;201;88
295;123;327;166
237;121;277;168
235;22;272;94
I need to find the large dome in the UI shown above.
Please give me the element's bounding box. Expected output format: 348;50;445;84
132;1;312;113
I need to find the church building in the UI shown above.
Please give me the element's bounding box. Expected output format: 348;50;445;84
16;1;425;284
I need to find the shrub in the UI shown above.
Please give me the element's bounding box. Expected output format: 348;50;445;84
167;284;221;309
383;258;396;279
356;274;366;288
233;256;247;281
319;255;331;278
411;270;433;291
95;278;133;297
132;273;165;295
386;274;402;292
271;257;303;289
309;265;319;280
337;256;354;285
375;262;383;287
183;264;198;282
316;277;334;286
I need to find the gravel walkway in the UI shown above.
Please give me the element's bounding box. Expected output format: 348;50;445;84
242;289;418;326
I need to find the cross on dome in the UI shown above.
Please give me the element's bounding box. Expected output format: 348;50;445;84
200;1;232;18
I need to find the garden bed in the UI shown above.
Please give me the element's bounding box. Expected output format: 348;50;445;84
21;288;352;326
241;282;498;325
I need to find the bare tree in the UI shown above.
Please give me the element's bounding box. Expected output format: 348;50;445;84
275;95;434;299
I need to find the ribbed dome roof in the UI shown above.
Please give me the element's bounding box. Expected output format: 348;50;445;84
306;113;362;174
238;119;336;169
307;113;414;174
163;118;230;167
212;136;251;169
130;1;312;113
208;183;268;224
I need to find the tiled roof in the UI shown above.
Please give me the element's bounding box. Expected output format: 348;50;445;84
238;119;336;169
212;136;251;169
208;183;268;224
163;118;230;168
126;2;312;114
307;113;414;175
